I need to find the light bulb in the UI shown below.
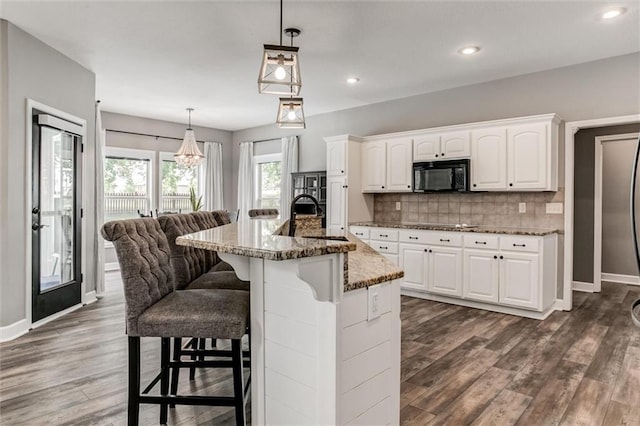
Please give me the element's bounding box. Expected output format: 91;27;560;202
601;8;625;19
287;109;297;120
458;46;480;55
274;66;287;80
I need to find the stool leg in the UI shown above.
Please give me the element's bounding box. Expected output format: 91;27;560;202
170;337;181;408
189;338;197;381
231;339;246;426
160;338;170;424
128;336;141;426
211;338;217;348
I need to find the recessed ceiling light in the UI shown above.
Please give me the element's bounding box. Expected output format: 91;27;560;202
346;77;360;84
458;46;480;56
601;7;626;19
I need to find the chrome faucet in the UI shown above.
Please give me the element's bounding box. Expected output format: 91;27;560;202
288;194;324;237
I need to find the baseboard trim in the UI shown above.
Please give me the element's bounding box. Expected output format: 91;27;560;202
105;262;120;272
601;273;640;286
400;289;557;320
82;291;97;305
31;303;83;330
573;281;596;293
0;318;30;342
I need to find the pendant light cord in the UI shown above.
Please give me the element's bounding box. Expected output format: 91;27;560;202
279;0;283;45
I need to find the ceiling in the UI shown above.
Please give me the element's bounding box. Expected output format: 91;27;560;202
2;1;639;131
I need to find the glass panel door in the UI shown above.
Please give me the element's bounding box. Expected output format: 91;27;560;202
32;115;82;322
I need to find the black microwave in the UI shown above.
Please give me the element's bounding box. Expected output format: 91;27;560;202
413;159;470;192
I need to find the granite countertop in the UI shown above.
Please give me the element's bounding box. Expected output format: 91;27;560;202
176;217;404;292
176;217;356;261
350;221;559;236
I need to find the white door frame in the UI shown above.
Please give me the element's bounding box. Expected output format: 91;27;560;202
25;99;87;329
563;115;640;309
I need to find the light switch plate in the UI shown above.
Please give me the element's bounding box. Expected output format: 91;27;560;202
519;202;526;213
368;284;381;321
546;202;563;214
395;202;401;211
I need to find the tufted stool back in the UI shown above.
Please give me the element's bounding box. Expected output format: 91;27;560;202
157;213;218;290
101;218;174;336
248;208;279;218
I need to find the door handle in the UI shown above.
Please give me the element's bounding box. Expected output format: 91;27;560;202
32;223;48;231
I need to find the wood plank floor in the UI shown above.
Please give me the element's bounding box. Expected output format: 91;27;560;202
1;275;639;425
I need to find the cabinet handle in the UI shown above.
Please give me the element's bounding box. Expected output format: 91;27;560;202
513;243;526;247
342;185;348;188
494;255;498;259
409;236;418;240
380;234;388;237
424;249;428;252
473;184;477;187
475;241;487;245
499;255;504;259
435;154;439;158
441;153;445;156
341;170;344;174
509;183;513;187
380;246;388;250
407;185;411;188
382;185;385;189
429;249;433;253
439;238;450;242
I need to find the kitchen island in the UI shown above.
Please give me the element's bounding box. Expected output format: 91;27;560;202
177;217;404;425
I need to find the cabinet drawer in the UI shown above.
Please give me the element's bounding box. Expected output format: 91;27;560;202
423;232;463;247
500;236;540;253
399;229;430;244
370;228;399;241
463;234;499;250
369;241;398;254
350;226;370;240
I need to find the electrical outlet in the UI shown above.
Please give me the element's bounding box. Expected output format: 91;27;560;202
519;202;526;213
546;202;563;214
395;202;401;211
368;285;381;321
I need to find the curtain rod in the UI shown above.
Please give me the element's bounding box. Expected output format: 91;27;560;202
105;128;221;144
239;136;297;145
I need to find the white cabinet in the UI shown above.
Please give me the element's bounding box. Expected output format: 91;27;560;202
463;250;499;303
386;139;413;192
327;141;346;176
471;127;508;190
499;253;539;310
361;141;386;192
471;117;559;191
399;244;428;292
427;246;463;297
413;131;471;162
326;176;347;232
507;123;548;190
361;139;412;193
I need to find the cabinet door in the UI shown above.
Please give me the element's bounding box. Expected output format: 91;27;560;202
440;131;471;159
399;244;428;291
361;141;387;192
471;127;507;190
499;253;540;310
383;254;399;266
326;176;347;232
463;249;499;303
507;123;548;190
413;135;440;161
427;246;463;297
327;141;346;176
386;139;413;192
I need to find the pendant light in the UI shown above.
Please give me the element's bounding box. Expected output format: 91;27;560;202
257;0;301;96
276;97;305;128
174;108;204;168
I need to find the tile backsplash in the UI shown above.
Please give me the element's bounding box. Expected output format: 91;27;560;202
373;189;565;230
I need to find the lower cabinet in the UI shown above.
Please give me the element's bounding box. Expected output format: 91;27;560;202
350;226;557;316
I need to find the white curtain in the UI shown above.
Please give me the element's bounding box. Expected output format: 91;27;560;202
204;142;224;210
94;102;106;298
280;136;299;220
237;142;254;220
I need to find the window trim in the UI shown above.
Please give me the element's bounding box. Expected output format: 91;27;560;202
253;153;282;209
158;151;203;213
104;147;155;219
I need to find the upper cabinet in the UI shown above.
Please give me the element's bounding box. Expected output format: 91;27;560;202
413;131;471;162
471;117;559;191
362;138;412;193
327;140;346;176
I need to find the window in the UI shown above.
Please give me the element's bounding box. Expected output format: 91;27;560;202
104;148;153;221
159;152;201;213
254;153;282;209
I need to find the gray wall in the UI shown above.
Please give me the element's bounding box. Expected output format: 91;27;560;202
573;124;640;283
0;20;96;327
231;52;640;211
101;111;234;210
602;137;639;277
